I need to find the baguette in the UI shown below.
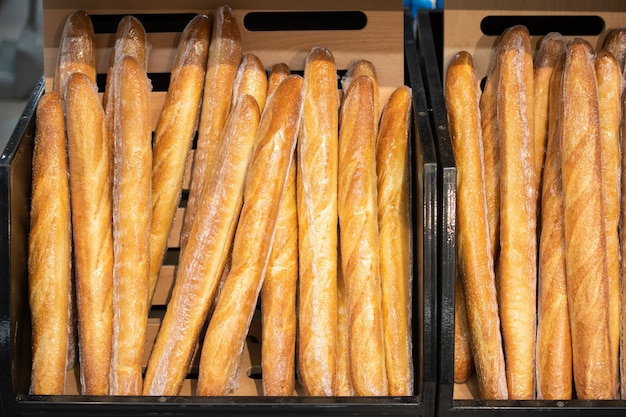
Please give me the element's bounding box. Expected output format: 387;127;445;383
28;92;71;395
261;156;298;396
102;18;149;262
445;50;507;400
454;271;473;384
496;25;537;400
143;94;260;396
536;51;572;400
54;10;95;96
232;53;268;111
335;254;354;395
621;58;626;401
197;75;304;396
560;38;614;400
479;41;501;261
297;46;339;396
338;74;387;396
602;27;626;72
102;15;149;113
65;72;113;396
376;85;413;395
342;59;379;122
261;69;297;394
533;32;566;195
109;56;152;396
267;63;290;96
181;5;241;252
149;14;210;301
595;48;622;397
53;9;96;371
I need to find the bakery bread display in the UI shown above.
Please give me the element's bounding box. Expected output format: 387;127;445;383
27;4;412;399
447;20;626;401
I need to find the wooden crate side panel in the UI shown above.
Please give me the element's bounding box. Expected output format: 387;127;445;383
443;0;625;80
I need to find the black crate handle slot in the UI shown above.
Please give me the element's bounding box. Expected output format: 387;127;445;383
243;11;367;31
480;15;605;37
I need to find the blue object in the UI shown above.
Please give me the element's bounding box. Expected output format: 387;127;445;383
404;0;440;18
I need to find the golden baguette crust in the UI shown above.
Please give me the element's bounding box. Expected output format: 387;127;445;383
197;75;304;396
261;158;298;396
233;53;268;111
149;14;210;301
65;72;113;396
28;92;71;395
454;271;473;384
342;59;379;122
54;10;95;96
621;61;626;401
561;38;614;400
376;85;413;396
267;63;290;96
536;52;572;400
496;25;537;400
110;56;152;396
595;49;622;396
338;74;387;396
53;11;96;370
602;27;626;72
181;5;241;252
102;16;148;232
102;15;149;112
335;258;354;395
533;32;566;193
297;46;339;396
479;41;501;261
445;50;508;400
143;94;260;396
